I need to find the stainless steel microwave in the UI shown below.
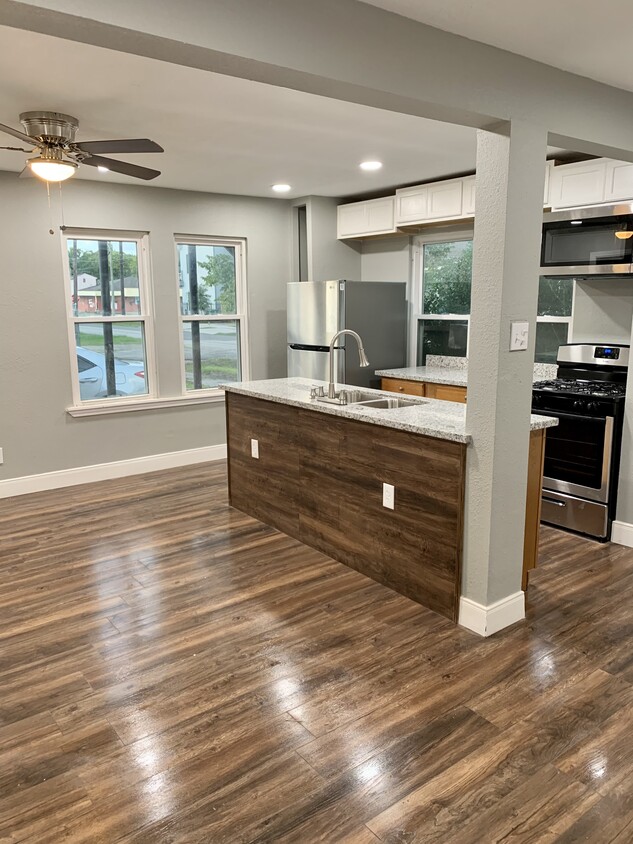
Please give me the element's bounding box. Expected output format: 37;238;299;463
541;203;633;276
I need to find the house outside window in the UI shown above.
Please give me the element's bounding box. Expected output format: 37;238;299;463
175;236;248;392
62;230;154;404
413;233;573;365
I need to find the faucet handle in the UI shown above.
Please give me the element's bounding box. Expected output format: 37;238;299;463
310;385;318;399
310;385;325;399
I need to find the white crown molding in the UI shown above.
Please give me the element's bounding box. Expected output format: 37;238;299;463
612;520;633;549
0;444;227;499
458;591;525;637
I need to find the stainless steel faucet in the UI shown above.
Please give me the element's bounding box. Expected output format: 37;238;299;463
328;329;369;398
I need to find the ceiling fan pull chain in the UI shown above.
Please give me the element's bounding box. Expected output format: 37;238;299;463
58;182;66;229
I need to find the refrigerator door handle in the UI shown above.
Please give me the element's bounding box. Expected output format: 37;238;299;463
288;343;342;352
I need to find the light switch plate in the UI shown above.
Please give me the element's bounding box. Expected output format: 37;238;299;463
510;321;529;351
250;438;259;459
382;482;395;510
0;447;3;464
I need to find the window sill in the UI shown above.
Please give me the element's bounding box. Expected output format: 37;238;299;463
67;391;226;417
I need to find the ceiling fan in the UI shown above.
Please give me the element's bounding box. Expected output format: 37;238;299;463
0;111;163;182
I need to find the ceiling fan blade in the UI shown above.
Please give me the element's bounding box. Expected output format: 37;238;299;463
74;138;163;154
81;154;161;181
0;121;37;145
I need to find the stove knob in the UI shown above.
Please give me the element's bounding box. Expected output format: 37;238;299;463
573;399;586;411
587;401;598;412
532;393;542;406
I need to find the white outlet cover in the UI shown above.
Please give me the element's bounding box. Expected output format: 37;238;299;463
250;438;259;459
510;321;529;351
382;482;395;510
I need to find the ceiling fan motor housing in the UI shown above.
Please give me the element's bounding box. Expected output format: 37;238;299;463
19;111;78;145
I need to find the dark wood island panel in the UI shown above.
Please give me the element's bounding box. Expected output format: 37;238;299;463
226;392;467;620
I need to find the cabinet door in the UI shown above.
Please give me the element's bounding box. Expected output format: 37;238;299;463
425;383;467;403
395;186;428;224
381;378;425;396
604;159;633;202
462;176;476;216
337;197;395;238
426;179;464;220
549;160;607;209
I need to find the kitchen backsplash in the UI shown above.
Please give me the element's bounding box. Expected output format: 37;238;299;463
426;355;468;370
426;355;557;381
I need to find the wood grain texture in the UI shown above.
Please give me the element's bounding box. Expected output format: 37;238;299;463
523;427;546;589
380;377;425;396
226;391;466;620
424;382;468;403
1;463;633;841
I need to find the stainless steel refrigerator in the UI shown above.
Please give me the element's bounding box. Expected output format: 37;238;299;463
287;280;407;388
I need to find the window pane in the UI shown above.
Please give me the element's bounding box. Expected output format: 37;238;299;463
183;320;240;390
417;319;468;365
538;277;573;316
67;238;140;317
422;240;472;314
535;321;569;364
178;244;237;316
75;322;148;400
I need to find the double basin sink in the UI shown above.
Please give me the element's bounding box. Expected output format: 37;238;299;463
315;389;423;410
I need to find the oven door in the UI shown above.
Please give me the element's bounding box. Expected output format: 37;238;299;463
541;411;614;503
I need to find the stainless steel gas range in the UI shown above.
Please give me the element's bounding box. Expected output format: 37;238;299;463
532;343;629;541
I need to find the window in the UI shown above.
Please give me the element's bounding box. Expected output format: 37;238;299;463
414;235;473;365
63;230;153;404
535;277;573;363
413;235;573;365
176;237;248;392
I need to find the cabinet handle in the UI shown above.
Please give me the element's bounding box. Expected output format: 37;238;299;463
398;386;404;392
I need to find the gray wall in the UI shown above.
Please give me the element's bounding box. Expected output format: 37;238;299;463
291;196;360;282
0;171;291;480
571;279;633;345
360;237;410;283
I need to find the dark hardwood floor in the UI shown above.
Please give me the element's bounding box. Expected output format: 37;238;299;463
1;461;633;843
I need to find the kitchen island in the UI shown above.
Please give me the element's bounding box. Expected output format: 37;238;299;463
224;377;557;622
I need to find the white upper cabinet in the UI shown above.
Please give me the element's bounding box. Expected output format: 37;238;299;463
604;160;633;202
395;178;464;225
548;158;633;209
337;196;396;239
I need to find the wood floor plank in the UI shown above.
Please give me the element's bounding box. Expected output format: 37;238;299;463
1;462;633;841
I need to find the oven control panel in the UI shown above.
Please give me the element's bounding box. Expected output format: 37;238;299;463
594;347;620;360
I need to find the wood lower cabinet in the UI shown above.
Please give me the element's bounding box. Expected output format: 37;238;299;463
227;392;466;621
380;377;425;397
380;377;467;404
424;383;468;404
523;428;546;589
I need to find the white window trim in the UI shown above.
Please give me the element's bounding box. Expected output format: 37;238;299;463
174;235;249;397
61;227;158;414
411;229;473;365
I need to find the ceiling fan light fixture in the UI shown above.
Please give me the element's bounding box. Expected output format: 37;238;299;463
27;147;77;182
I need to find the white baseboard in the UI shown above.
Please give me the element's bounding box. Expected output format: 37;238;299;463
458;591;525;637
612;520;633;548
0;444;227;499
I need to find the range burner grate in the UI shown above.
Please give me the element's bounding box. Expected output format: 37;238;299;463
533;379;626;398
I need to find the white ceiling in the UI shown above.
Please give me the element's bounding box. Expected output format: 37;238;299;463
0;25;479;198
361;0;633;93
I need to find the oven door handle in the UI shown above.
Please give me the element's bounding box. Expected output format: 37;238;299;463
542;497;567;507
536;409;611;424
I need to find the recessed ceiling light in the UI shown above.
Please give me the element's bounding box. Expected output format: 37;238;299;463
360;160;383;171
272;183;291;193
97;165;110;173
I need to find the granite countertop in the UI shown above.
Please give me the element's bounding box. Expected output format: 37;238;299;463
376;357;558;387
222;377;558;443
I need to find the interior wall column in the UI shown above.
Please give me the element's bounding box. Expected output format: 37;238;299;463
460;120;547;635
